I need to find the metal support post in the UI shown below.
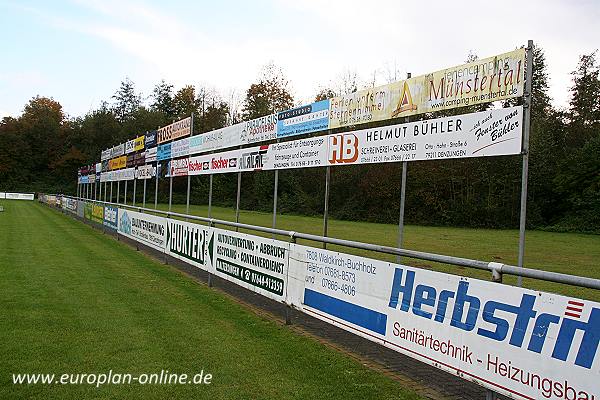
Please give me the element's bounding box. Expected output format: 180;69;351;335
235;171;241;231
142;178;147;208
517;40;534;287
116;181;120;204
397;162;407;262
208;174;213;218
272;169;279;238
168;174;173;212
124;180;128;205
154;161;159;209
186;113;194;217
133;177;137;206
322;166;331;249
396;73;411;263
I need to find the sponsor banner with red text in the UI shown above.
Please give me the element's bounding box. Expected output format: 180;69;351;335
186;107;522;175
168;158;189;177
188;149;241;175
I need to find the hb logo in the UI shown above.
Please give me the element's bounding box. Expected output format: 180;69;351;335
328;134;359;163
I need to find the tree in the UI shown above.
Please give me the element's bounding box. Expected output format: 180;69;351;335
242;63;294;120
173;85;199;120
112;78;141;122
567;51;600;146
151;80;175;122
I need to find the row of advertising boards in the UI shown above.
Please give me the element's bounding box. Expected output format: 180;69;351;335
86;106;524;182
82;48;526;182
45;196;599;400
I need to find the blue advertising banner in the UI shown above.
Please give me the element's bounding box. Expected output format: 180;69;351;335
145;130;157;148
157;143;172;161
277;100;329;138
103;206;118;230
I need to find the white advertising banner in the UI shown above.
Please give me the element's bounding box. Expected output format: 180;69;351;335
209;228;289;302
262;136;328;170
145;147;157;163
287;244;599;400
242;114;278;144
189;124;242;155
165;219;211;269
167;158;189;177
136;165;156;180
326;106;523;166
125;139;136;154
0;192;5;199
186;107;522;176
101;148;112;161
5;193;35;200
188;149;240;176
111;143;125;157
117;208;166;251
171;137;190;158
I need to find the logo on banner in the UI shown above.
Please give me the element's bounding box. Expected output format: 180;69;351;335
388;268;600;369
211;156;236;170
392;81;418;117
119;211;132;234
166;221;207;265
328;134;359;163
240;147;268;170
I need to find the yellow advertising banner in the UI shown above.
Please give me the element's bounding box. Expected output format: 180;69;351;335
328;48;525;129
134;135;145;151
109;156;127;170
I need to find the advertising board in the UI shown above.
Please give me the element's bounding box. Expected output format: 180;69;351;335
145;130;157;148
136;165;155;179
171;137;189;158
145;147;157;163
91;204;104;224
243;114;278;144
286;244;599;400
209;228;289;302
103;206;118;230
4;193;35;200
125;139;135;154
157;143;172;161
188;149;240;176
329;49;525;129
134;135;145;151
168;158;189;177
165;219;210;269
277;100;329;138
117;208;166;251
157;117;192;144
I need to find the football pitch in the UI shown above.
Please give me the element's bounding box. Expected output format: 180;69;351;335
0;201;421;399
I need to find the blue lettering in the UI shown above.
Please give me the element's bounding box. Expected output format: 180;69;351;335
450;282;480;331
413;285;436;319
552;308;600;369
388;269;414;312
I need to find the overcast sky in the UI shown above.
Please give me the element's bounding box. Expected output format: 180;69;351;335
1;0;598;120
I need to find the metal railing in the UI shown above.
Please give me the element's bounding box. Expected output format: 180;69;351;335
60;195;600;291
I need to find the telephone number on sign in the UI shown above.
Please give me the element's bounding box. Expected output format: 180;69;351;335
321;278;356;296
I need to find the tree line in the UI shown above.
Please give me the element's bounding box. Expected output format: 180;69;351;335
0;49;598;233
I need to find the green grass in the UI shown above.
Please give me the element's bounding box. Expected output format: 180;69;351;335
0;200;421;400
137;201;600;302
